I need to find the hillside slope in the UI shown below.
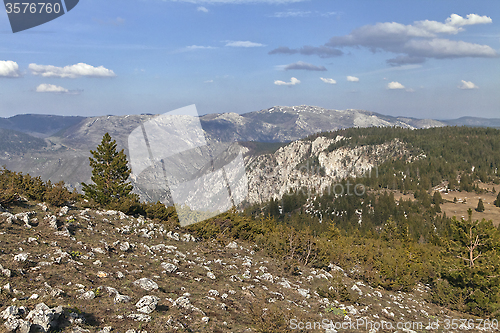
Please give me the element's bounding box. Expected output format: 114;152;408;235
0;200;490;333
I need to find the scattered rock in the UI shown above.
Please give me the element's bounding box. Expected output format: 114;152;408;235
226;241;238;249
207;272;216;280
37;203;48;212
58;206;69;217
161;262;177;273
4;317;31;333
114;294;132;303
172;296;191;310
45;215;58;229
0;264;11;278
92;247;106;254
25;303;63;332
135;296;160;314
14;253;28;262
351;284;363;295
297;288;310;298
133;278;158;291
119;242;130;252
166;231;179;241
127;313;151;322
97;271;109;278
78;290;95;300
71;326;90;333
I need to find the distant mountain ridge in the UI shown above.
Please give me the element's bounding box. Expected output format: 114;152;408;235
0;114;85;138
1;107;498;143
0;105;498;193
442;116;500;128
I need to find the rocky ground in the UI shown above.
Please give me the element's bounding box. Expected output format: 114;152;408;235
0;200;498;333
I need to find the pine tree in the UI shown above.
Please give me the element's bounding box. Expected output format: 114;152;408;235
494;192;500;208
82;133;133;206
476;198;485;212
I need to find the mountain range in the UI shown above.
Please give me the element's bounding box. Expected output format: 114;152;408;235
0;105;498;198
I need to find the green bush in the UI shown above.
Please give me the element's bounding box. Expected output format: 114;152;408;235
44;181;75;207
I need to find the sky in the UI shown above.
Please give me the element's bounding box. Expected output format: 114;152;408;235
0;0;499;119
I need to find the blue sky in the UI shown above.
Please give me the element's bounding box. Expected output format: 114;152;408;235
0;0;499;119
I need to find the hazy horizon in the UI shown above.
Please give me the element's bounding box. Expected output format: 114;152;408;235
1;105;500;122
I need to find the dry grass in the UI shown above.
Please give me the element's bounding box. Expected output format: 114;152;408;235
392;182;500;226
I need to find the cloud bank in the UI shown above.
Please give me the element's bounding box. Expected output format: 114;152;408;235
327;13;496;65
270;14;496;66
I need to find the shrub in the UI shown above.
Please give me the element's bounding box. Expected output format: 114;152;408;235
44;181;74;207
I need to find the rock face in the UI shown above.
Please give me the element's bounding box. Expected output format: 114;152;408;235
245;136;407;203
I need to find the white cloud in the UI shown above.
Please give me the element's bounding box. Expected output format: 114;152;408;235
387;81;405;89
29;63;116;78
204;79;214;83
174;45;217;53
36;84;69;93
274;77;300;86
197;6;209;12
446;13;492;27
0;61;21;78
284;61;326;71
225;41;265;47
346;76;359;82
458;80;478;89
186;45;215;50
320;77;336;84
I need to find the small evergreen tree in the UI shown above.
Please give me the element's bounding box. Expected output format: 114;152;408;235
494;192;500;208
432;191;443;205
476;198;485;212
82;133;133;206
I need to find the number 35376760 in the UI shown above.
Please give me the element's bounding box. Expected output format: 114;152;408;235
5;2;62;14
